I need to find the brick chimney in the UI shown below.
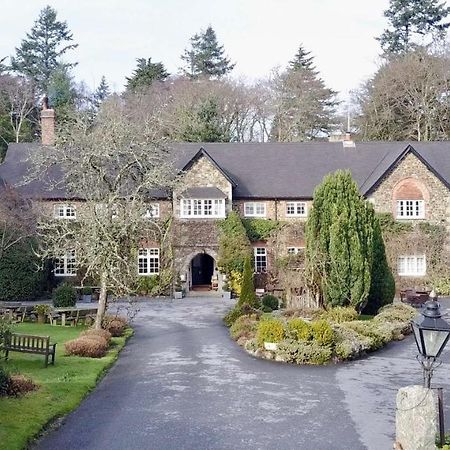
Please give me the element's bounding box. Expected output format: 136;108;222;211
342;132;355;148
41;96;55;146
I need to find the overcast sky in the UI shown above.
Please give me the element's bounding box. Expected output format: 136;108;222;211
2;0;396;99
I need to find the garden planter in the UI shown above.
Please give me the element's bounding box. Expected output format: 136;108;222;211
264;342;278;351
174;291;184;299
222;291;232;300
37;313;46;324
81;294;92;303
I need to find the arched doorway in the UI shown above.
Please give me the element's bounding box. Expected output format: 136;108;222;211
191;253;214;290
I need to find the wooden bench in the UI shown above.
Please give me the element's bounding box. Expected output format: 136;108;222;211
2;333;56;367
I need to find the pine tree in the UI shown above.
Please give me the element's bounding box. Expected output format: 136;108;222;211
364;218;395;314
125;58;169;91
10;6;78;92
378;0;450;55
181;26;235;79
271;45;337;141
47;65;77;111
93;76;111;108
305;171;374;309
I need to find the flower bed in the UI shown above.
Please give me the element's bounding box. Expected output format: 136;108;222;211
228;304;417;365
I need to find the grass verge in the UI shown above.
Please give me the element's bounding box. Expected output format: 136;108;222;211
0;323;132;450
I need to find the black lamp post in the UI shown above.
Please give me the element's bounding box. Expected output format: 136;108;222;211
411;291;450;388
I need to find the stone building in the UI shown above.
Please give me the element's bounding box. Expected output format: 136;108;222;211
1;110;450;295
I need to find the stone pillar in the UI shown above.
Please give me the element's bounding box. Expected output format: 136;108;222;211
395;385;438;450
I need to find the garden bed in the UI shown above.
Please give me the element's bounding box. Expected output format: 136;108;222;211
0;322;132;450
227;303;417;365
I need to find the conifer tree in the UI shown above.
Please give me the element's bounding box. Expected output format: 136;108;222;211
271;45;337;141
125;58;169;92
181;26;235;79
237;256;258;309
93;76;111;108
378;0;450;55
305;171;375;309
11;6;78;92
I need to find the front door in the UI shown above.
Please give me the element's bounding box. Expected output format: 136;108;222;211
191;254;214;287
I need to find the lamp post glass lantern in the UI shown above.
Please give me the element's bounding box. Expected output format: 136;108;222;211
411;296;450;388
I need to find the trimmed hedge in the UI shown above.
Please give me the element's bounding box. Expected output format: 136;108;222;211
53;283;77;307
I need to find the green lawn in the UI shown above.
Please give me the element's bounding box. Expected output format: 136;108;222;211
0;323;132;450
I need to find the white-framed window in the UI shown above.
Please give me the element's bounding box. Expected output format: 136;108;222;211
254;247;267;272
398;255;426;277
396;200;425;219
286;202;307;217
54;250;77;276
244;202;266;217
180;199;225;218
144;203;160;219
287;247;304;255
54;204;76;219
138;248;160;275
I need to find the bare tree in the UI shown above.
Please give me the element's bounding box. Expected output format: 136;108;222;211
27;96;176;328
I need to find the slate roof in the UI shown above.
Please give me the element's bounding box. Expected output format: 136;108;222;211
180;187;227;199
1;141;450;200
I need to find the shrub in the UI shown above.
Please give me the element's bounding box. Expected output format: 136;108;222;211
105;320;125;337
34;304;50;315
310;320;334;346
321;306;358;323
81;334;108;347
230;315;258;342
0;316;13;342
238;257;259;309
374;303;416;324
53;283;77;307
287;318;312;341
281;308;322;321
276;339;332;365
262;294;279;311
65;337;107;358
81;329;112;344
224;307;243;327
333;324;372;360
0;239;48;301
256;319;285;346
0;366;11;396
7;374;38;397
341;321;392;350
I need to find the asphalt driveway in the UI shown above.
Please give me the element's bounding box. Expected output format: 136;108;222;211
34;298;450;450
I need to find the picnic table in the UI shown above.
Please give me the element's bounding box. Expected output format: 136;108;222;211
400;289;430;306
51;306;98;326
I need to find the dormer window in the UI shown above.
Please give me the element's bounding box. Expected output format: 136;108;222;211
180;199;225;218
54;204;76;219
396;200;424;219
244;202;266;217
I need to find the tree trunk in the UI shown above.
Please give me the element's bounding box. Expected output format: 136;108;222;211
94;271;108;330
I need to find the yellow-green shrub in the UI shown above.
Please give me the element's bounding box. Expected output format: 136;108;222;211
374;303;416;324
333;324;372;360
321;306;358;323
310;320;334;346
287;318;312;341
342;321;392;350
277;339;332;365
256;319;285;346
230;314;258;341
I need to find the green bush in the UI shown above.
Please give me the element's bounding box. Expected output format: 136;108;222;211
0;240;48;301
230;314;259;341
374;303;416;324
242;218;281;241
256;319;285;346
238;257;259;309
321;306;358;323
341;321;392;350
137;275;161;295
287;318;312;341
333;324;372;360
224;307;243;327
310;320;334;346
0;366;11;397
53;283;77;307
277;339;332;365
261;294;279;311
430;277;450;296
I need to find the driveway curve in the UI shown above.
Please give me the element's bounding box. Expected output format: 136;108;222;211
34;298;450;450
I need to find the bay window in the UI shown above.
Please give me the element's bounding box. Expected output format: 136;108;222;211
180;199;225;218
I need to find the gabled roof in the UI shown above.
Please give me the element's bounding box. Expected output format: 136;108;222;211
1;141;450;200
180;147;237;187
180;187;227;199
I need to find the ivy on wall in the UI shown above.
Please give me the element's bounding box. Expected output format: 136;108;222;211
242;218;282;242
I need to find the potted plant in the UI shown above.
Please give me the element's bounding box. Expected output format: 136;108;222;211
34;304;50;324
174;275;184;299
81;286;93;303
222;281;232;300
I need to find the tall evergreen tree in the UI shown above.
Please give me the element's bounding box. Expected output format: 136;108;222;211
93;76;111;108
378;0;450;55
305;171;375;309
10;5;77;92
181;26;235;79
0;57;7;75
271;45;338;141
125;58;169;91
237;256;259;309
